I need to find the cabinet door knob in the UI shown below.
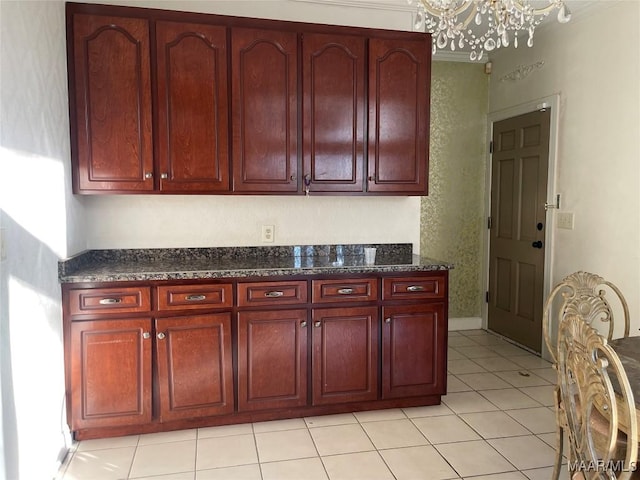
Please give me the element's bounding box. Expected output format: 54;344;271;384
160;173;168;179
384;318;391;324
290;175;296;182
157;332;166;340
368;175;375;181
301;321;307;328
314;321;322;328
142;332;151;339
144;172;153;179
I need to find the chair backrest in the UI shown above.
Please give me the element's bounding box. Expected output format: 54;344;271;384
557;313;638;479
543;271;631;364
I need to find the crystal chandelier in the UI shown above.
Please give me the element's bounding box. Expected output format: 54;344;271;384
409;0;572;61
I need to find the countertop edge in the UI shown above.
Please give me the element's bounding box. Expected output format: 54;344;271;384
58;245;454;284
59;261;453;284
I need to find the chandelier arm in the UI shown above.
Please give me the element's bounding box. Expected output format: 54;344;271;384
419;0;472;19
414;0;568;60
514;1;561;16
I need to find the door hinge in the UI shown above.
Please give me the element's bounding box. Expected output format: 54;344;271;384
485;291;489;303
489;140;493;154
487;216;492;229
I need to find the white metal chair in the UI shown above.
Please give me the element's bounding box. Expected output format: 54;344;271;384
543;271;632;479
557;313;638;479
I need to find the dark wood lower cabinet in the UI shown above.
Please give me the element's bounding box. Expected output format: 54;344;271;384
381;303;446;399
70;319;152;430
311;307;378;405
155;313;234;421
64;272;448;439
237;309;308;411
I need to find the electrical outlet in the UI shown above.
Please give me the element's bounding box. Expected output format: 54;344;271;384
557;212;574;230
261;225;275;243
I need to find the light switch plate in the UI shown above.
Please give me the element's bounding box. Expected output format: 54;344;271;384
0;228;6;261
557;212;574;230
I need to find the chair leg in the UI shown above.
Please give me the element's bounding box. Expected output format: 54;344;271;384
552;423;564;480
552;384;565;480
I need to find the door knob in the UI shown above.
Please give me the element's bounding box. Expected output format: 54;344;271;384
532;241;543;249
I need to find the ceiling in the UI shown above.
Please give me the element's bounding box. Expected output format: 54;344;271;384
296;0;602;61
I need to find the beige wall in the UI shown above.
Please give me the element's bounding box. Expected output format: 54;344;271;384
0;1;77;478
421;62;489;318
488;1;640;334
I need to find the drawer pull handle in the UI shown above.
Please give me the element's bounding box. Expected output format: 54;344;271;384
185;294;206;301
265;291;285;298
407;285;425;292
99;298;122;305
337;288;354;295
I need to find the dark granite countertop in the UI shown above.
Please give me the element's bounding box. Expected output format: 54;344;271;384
58;244;453;283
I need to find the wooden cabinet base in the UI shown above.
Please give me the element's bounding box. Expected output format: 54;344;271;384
72;394;443;440
63;271;448;441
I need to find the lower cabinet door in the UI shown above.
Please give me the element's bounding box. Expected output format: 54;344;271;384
155;313;234;421
70;318;153;430
311;306;378;405
237;309;308;411
381;303;446;399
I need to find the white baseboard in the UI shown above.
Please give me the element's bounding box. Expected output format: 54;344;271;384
448;317;483;331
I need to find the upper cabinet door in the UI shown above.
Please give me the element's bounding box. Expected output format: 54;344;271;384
368;38;431;194
71;14;154;193
231;28;298;193
302;33;366;193
155;22;230;193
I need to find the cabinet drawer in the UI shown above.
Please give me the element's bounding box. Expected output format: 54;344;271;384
237;281;307;307
68;287;151;316
157;284;232;311
312;278;378;303
382;275;446;301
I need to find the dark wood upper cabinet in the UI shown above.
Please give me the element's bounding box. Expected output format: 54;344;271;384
70;14;154;193
231;28;299;193
67;4;431;195
155;21;230;193
302;33;366;193
368;37;430;194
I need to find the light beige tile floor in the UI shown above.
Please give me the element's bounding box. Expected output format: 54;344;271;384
57;329;573;480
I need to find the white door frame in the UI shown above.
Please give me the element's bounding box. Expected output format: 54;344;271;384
481;93;561;360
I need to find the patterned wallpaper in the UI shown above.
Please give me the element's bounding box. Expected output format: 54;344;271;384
421;62;489;318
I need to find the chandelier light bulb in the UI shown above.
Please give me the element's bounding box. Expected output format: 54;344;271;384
413;0;571;61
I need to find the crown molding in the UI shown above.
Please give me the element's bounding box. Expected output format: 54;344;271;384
433;51;479;63
292;0;416;12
